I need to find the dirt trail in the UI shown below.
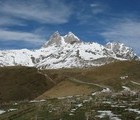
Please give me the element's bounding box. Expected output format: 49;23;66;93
68;77;107;88
38;71;56;84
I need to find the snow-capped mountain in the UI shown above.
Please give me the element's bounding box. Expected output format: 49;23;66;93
105;42;138;60
42;31;81;47
0;32;138;69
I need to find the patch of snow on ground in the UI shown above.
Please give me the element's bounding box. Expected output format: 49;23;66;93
111;105;119;107
57;97;66;100
70;108;77;113
92;92;97;96
83;97;92;103
120;76;128;80
122;86;130;91
57;96;73;100
83;100;89;103
111;105;126;108
126;108;140;114
8;109;18;112
0;110;5;115
102;101;112;104
96;110;121;120
13;102;18;105
101;88;111;92
40;99;46;102
76;103;83;107
69;113;74;116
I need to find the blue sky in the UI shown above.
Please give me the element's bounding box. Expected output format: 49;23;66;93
0;0;140;55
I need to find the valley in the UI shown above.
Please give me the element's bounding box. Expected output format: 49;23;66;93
0;61;139;119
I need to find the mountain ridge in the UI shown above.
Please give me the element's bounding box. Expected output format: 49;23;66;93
0;32;139;69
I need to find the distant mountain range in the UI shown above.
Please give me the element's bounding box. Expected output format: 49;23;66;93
0;32;139;69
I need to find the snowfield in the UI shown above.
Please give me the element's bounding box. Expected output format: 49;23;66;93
0;110;5;115
0;32;138;69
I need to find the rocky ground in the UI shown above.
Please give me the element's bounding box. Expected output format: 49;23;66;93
0;88;139;120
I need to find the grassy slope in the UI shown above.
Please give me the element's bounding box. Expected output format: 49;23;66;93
36;80;94;99
78;60;140;90
0;66;55;103
0;61;140;102
41;60;140;98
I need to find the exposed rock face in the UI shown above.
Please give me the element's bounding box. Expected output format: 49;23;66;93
43;32;81;47
43;31;62;47
63;32;81;44
105;42;137;60
0;32;139;69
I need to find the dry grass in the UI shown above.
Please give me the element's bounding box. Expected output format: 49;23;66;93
0;61;139;102
36;80;93;99
43;61;140;91
0;66;53;102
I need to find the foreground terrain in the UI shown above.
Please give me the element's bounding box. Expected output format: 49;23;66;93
0;89;139;120
0;61;140;119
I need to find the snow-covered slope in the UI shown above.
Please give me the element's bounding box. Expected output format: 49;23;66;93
0;32;138;69
0;49;34;67
105;42;138;60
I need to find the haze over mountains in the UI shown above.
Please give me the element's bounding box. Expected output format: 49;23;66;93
0;32;139;69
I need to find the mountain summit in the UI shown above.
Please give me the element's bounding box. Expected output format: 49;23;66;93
0;32;139;69
63;32;81;44
43;31;62;47
43;32;81;48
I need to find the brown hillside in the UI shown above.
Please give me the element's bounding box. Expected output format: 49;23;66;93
42;61;140;93
0;66;54;103
0;61;140;102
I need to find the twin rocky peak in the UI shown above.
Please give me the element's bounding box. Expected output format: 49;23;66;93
43;31;81;47
0;31;139;69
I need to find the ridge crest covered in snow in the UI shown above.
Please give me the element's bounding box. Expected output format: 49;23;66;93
0;32;138;69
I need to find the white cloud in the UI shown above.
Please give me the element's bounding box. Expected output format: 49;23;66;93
101;19;140;54
92;9;104;15
90;4;99;7
0;17;25;26
90;3;107;15
76;2;108;25
0;0;72;24
0;29;45;44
